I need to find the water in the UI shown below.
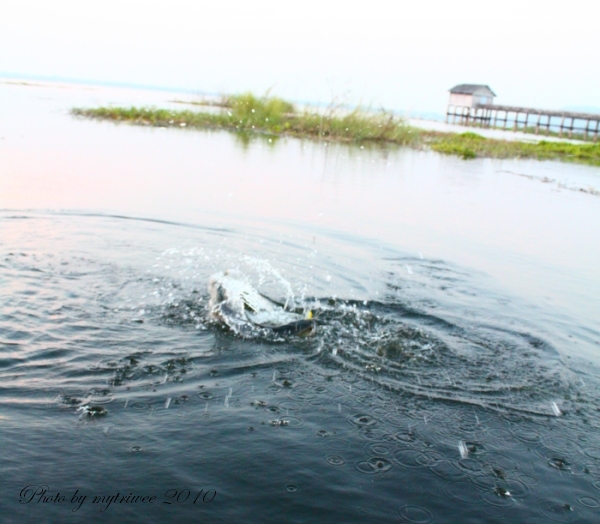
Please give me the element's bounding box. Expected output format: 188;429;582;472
2;82;600;523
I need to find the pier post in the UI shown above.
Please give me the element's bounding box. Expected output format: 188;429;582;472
568;117;574;139
559;114;565;138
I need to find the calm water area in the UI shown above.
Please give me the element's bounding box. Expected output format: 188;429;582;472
2;81;600;523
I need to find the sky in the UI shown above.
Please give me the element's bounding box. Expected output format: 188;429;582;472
1;0;598;115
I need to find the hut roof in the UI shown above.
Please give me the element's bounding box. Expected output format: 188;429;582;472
449;84;496;97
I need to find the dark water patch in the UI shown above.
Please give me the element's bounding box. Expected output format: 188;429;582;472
324;438;351;451
1;209;599;523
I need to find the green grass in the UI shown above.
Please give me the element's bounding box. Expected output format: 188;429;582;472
72;92;418;146
428;131;600;164
72;93;600;166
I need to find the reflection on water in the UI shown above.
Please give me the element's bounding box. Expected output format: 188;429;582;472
1;82;600;523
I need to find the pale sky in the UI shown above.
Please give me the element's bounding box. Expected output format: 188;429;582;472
1;0;598;114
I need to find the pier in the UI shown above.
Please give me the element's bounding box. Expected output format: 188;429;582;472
446;103;600;142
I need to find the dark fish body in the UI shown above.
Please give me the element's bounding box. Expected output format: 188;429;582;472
269;319;316;337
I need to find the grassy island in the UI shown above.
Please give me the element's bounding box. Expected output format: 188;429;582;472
72;93;600;166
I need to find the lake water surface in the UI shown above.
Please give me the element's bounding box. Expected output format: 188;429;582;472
2;82;600;523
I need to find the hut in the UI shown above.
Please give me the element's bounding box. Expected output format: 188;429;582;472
448;84;496;108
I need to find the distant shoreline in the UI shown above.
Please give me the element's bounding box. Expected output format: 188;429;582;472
71;92;600;166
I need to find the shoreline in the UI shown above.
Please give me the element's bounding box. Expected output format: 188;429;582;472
72;93;600;166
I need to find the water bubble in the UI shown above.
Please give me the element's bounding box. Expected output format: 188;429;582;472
198;392;214;400
285;484;298;493
325;455;345;466
130;445;143;453
348;413;378;428
355;457;392;475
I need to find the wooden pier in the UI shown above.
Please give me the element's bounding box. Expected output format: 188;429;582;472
446;103;600;141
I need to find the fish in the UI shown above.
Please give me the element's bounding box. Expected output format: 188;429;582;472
208;270;316;337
